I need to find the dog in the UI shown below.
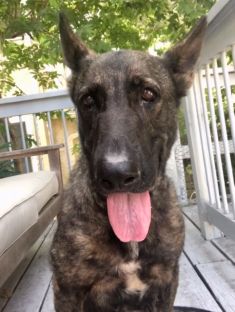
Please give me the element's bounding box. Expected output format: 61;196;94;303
51;13;207;312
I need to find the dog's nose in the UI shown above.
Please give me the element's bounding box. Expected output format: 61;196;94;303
98;158;140;192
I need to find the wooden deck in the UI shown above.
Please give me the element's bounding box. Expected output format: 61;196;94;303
0;205;235;312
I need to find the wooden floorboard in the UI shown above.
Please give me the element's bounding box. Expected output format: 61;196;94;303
175;253;222;311
2;206;235;312
183;205;200;229
0;222;54;311
197;261;235;312
3;224;56;312
212;237;235;264
184;217;226;265
183;205;235;264
40;281;55;312
183;206;235;312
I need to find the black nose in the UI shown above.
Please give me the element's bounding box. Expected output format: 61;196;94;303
97;159;140;192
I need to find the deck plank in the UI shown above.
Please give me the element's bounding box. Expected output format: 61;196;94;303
0;222;54;311
197;261;235;312
184;205;235;264
175;253;222;311
3;209;235;312
3;224;56;312
184;217;226;265
41;282;55;312
183;205;200;229
212;236;235;264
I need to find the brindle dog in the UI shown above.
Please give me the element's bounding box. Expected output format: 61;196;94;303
51;14;207;312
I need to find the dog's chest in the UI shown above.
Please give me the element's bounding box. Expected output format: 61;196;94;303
118;261;148;296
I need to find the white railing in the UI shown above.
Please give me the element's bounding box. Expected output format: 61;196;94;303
183;0;235;240
0;91;74;182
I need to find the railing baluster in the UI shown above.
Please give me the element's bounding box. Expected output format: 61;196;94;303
33;114;43;170
193;74;214;206
19;115;29;173
4;118;12;151
61;110;72;171
183;87;220;239
175;133;188;204
47;111;54;145
221;51;235;151
213;58;235;217
232;44;235;71
205;64;228;214
198;69;221;211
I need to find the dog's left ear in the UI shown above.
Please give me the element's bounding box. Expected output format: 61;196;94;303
59;12;95;71
164;16;207;98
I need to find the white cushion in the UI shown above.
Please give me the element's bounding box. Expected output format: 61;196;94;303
0;171;59;256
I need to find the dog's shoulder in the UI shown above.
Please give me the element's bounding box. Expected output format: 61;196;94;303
149;175;185;259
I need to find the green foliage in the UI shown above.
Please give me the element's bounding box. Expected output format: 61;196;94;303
25;134;37;148
0;143;18;178
36;109;76;121
178;107;188;145
72;142;80;156
0;0;215;96
205;86;235;142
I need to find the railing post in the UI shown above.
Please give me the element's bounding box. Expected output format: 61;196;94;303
48;148;63;193
175;132;188;205
182;80;221;239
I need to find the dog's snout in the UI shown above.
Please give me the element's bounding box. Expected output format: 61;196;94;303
98;157;140;192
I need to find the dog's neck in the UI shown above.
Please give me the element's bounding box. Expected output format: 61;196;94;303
128;242;139;260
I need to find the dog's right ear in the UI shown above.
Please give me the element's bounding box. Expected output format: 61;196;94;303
59;13;95;71
164;16;207;98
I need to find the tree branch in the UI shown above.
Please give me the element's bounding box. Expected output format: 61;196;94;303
0;79;25;94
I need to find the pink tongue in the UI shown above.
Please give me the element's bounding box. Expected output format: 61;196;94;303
107;192;151;242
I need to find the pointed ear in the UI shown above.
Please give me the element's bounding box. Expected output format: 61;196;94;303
59;12;95;71
164;16;207;97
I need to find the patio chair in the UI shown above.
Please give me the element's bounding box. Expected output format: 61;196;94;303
0;144;63;288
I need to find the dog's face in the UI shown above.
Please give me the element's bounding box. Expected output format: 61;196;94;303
59;15;206;195
71;50;178;195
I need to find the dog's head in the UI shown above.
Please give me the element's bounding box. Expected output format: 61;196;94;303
59;14;206;242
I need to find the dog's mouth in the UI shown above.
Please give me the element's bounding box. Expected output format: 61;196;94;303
92;152;156;243
106;191;151;243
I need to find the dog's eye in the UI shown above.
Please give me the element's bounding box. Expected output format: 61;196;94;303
82;95;95;110
141;88;157;103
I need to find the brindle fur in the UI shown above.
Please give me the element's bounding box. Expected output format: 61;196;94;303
51;14;207;312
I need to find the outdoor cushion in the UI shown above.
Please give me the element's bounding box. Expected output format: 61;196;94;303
32;171;59;213
0;171;59;256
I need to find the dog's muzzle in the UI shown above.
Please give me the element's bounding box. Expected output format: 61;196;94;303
96;157;141;193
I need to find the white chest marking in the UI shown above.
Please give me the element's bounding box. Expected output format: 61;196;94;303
119;261;148;296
